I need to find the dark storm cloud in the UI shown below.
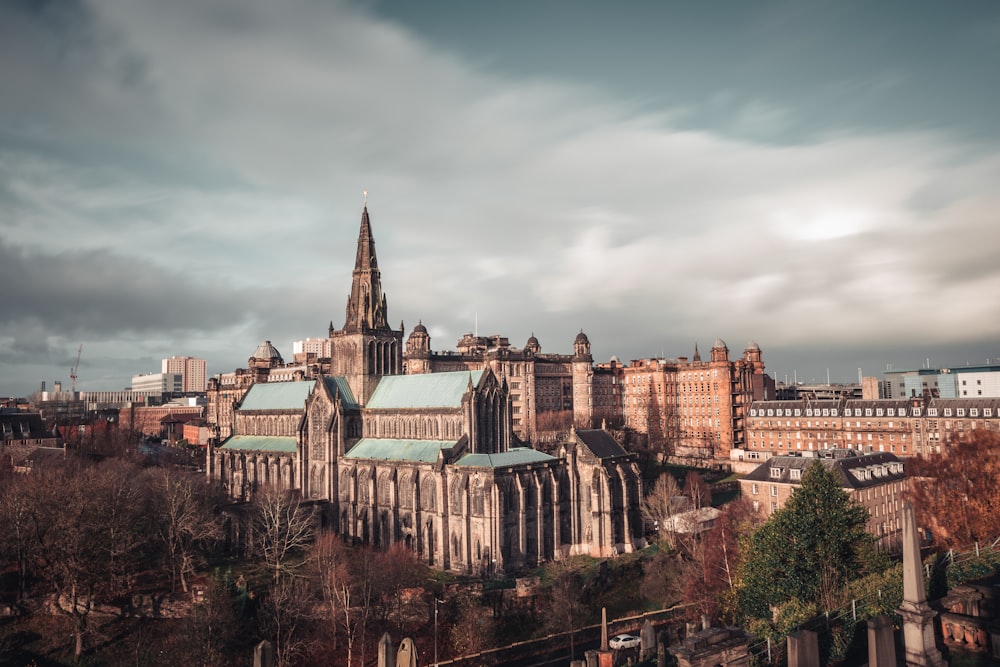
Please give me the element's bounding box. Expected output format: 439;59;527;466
0;239;255;337
1;0;999;393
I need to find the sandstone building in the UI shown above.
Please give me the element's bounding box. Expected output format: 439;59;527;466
739;450;908;551
738;395;1000;462
205;206;644;572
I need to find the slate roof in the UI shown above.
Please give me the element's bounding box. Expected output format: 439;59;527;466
219;435;298;453
323;376;359;409
367;370;485;410
238;381;314;412
575;429;628;459
454;448;556;468
742;451;905;490
344;438;454;463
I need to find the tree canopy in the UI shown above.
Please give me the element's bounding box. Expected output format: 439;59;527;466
736;462;877;621
909;429;1000;548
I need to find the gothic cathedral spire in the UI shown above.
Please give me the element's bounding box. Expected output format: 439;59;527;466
343;206;390;333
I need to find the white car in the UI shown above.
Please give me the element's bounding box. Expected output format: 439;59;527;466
609;634;641;650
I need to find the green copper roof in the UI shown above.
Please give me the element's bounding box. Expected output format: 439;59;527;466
219;435;298;453
367;370;485;410
345;438;454;463
454;448;556;468
238;381;314;411
323;376;359;409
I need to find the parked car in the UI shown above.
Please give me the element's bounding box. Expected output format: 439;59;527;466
609;634;641;650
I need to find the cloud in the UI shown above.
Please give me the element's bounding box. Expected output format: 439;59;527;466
0;0;998;394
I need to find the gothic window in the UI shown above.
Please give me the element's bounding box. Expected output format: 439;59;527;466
378;472;392;505
450;476;466;514
358;469;371;503
420;476;437;512
398;473;414;509
471;478;485;515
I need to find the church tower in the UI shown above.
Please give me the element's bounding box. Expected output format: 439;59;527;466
329;205;404;404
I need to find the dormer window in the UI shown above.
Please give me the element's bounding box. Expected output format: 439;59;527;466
770;467;783;478
790;468;801;480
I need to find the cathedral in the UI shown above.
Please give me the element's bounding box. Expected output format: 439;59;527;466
205;205;645;572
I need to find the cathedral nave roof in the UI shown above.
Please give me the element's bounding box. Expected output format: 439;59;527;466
237;381;315;411
345;438;456;463
453;448;557;468
367;370;486;409
219;435;298;453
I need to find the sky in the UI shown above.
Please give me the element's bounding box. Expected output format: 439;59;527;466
1;0;999;396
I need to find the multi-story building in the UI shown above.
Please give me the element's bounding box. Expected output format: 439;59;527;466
738;450;908;551
132;372;183;395
292;338;332;364
621;342;772;460
738;396;1000;463
881;364;1000;400
162;356;208;393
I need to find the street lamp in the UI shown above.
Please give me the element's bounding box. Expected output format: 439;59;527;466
434;596;444;666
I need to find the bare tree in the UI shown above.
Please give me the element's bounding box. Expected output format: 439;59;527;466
253;487;316;580
29;460;151;657
683;471;710;511
259;575;316;667
641;473;683;547
307;531;377;667
542;561;587;660
148;468;224;592
0;475;37;601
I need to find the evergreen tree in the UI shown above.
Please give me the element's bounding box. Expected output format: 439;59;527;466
736;462;876;621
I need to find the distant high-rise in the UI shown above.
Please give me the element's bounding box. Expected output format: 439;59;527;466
162;356;207;393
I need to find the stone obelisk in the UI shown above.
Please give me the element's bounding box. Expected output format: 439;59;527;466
898;502;945;666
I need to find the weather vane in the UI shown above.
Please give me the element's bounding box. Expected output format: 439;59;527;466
363;189;368;206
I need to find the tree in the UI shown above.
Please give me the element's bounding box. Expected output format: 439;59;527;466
372;542;422;633
307;531;377;667
909;429;1000;548
0;474;38;601
541;561;588;660
148;468;224;592
258;575;317;667
683;471;710;511
681;497;762;622
736;462;875;622
253;487;316;580
448;591;497;659
28;460;152;657
641;473;682;547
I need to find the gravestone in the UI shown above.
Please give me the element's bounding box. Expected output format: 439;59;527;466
868;614;897;667
378;632;395;667
396;637;418;667
787;629;819;667
253;640;274;667
640;619;656;661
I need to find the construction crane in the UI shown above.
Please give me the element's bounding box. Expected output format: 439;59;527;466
70;344;82;393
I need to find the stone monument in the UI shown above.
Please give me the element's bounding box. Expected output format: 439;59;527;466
898;502;945;666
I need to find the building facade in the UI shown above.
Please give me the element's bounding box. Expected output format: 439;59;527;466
205;206;645;572
738;396;1000;462
162;356;208;393
620;342;771;460
739;450;908;551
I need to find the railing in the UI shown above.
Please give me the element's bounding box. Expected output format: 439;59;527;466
745;535;1000;666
